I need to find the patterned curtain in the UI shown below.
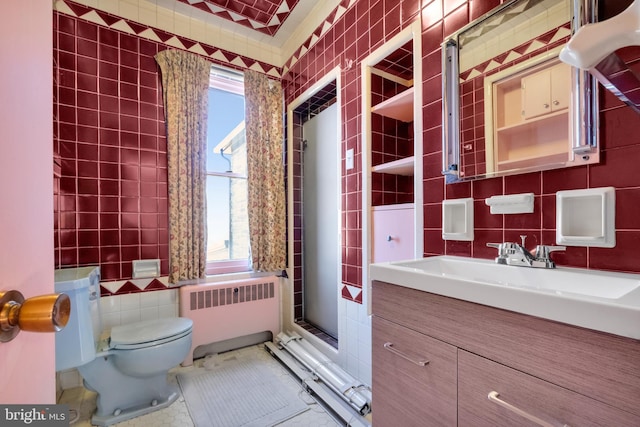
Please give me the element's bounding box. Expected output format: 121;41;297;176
155;49;210;283
244;70;286;271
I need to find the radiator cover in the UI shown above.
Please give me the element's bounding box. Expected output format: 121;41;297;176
179;276;280;366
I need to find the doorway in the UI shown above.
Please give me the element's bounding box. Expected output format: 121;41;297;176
287;74;342;350
302;102;339;339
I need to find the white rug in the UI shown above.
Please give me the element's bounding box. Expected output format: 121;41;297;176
177;351;309;427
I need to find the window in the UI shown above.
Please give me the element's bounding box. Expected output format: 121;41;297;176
206;67;250;274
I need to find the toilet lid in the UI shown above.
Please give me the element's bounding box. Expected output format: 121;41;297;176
110;317;193;349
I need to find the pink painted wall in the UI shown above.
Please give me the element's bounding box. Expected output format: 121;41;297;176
0;0;55;403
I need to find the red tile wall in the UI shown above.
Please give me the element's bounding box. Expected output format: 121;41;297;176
291;114;303;319
53;12;169;281
284;0;423;289
282;0;640;291
52;5;279;286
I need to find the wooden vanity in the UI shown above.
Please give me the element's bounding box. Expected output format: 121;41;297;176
372;280;640;426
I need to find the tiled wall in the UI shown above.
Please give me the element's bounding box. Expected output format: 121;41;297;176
53;11;170;282
50;0;640;384
52;2;278;285
99;288;179;331
282;0;640;295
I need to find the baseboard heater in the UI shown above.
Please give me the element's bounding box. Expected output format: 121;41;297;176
265;332;372;427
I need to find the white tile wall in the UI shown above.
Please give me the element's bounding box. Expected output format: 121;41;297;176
341;296;372;386
100;289;179;330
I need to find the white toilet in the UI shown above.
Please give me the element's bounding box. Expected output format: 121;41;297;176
54;266;193;426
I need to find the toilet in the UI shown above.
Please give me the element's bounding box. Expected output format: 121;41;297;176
54;266;193;427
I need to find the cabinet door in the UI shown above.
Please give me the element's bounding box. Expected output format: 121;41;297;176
521;63;571;120
458;350;640;427
372;316;457;427
521;69;551;120
371;205;414;262
550;62;570;111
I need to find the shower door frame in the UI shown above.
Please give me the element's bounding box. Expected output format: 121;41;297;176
286;67;343;357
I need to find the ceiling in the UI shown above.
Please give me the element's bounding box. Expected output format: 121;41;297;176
163;0;332;47
175;0;301;36
56;0;343;71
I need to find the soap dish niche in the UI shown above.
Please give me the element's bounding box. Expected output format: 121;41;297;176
442;198;474;241
556;187;615;247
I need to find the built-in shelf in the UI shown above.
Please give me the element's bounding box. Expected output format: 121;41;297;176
371;87;414;122
497;109;568;135
497;151;567;170
372;156;414;176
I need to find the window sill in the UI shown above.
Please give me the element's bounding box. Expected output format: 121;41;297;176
206;259;252;276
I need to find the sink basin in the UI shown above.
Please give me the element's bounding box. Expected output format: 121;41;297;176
370;256;640;339
393;256;640;299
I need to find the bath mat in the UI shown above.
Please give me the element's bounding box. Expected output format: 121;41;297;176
177;353;309;427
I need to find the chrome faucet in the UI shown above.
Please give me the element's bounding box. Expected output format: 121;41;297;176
487;235;566;268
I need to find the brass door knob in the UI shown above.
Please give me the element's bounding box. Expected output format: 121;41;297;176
0;290;71;343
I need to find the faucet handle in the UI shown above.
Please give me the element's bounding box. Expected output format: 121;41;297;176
535;245;566;258
487;242;513;264
534;245;566;268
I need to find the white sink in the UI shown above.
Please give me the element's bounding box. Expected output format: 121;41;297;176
370;256;640;339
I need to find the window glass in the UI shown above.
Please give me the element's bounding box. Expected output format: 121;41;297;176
206;71;250;273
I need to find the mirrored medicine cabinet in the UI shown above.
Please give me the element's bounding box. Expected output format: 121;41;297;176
442;0;600;183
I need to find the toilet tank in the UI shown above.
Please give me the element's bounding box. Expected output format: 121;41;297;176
54;266;102;371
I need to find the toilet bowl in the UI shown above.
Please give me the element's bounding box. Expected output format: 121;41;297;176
54;267;193;427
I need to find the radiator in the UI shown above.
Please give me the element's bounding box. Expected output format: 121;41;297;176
179;276;280;366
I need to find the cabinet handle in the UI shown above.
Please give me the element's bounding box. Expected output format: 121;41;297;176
553;100;560;106
383;342;429;366
543;103;550;109
386;235;393;242
488;391;570;427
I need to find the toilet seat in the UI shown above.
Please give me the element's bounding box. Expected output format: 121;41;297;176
110;318;193;350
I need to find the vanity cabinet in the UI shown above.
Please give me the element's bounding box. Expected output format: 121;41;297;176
458;351;640;426
372;280;640;426
372;316;457;426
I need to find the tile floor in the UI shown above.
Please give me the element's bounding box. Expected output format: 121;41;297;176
58;344;342;427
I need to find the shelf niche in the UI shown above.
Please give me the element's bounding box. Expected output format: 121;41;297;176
371;87;414;122
371;156;414;176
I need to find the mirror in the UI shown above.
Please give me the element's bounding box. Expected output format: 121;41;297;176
442;0;600;183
